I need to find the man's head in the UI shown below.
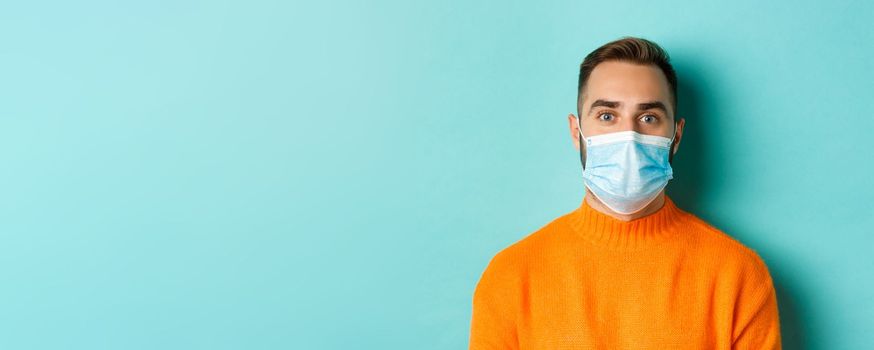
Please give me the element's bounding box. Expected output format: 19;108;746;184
568;37;685;164
567;37;687;219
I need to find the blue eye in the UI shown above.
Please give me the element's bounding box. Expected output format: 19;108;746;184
598;113;614;122
641;115;657;123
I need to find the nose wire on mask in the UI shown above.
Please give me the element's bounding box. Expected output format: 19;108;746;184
577;117;679;171
577;119;677;143
578;118;678;150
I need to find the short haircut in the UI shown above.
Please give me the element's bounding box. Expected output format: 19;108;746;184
577;37;678;117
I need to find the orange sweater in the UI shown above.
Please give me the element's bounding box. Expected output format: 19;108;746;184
469;195;781;349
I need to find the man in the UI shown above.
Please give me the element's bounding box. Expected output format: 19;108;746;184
468;37;781;349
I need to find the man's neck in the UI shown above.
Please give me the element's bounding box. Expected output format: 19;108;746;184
584;188;666;222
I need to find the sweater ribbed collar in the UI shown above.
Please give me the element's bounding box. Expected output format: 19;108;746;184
567;194;684;250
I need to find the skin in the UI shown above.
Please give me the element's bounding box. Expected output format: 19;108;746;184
567;60;686;222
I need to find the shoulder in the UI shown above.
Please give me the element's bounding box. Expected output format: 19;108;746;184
475;210;571;284
679;211;776;292
483;210;571;268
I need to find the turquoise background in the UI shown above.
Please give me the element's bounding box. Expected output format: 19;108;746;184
1;0;872;349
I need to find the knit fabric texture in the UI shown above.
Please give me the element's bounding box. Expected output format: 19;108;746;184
469;195;781;349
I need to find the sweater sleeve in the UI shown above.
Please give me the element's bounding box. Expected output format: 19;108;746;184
731;256;782;349
469;250;520;350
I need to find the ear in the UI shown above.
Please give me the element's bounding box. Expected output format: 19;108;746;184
672;117;686;155
568;113;581;151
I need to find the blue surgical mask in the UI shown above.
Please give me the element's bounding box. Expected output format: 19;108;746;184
578;122;676;215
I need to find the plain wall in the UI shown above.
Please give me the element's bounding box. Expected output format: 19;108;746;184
1;0;872;349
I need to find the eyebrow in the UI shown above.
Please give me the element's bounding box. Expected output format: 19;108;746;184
588;99;669;115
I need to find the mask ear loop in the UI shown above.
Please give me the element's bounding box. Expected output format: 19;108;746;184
577;116;587;170
668;121;679;164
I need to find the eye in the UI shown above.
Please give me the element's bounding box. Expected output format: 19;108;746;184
640;114;658;123
597;112;615;122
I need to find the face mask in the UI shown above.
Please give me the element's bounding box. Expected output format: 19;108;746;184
578;121;676;215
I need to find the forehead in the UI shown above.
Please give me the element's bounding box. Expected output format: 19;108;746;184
585;61;672;106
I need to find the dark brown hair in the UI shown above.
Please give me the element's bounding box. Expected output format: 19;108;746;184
577;37;678;117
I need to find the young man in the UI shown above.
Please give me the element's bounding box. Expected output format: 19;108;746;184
468;37;781;349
